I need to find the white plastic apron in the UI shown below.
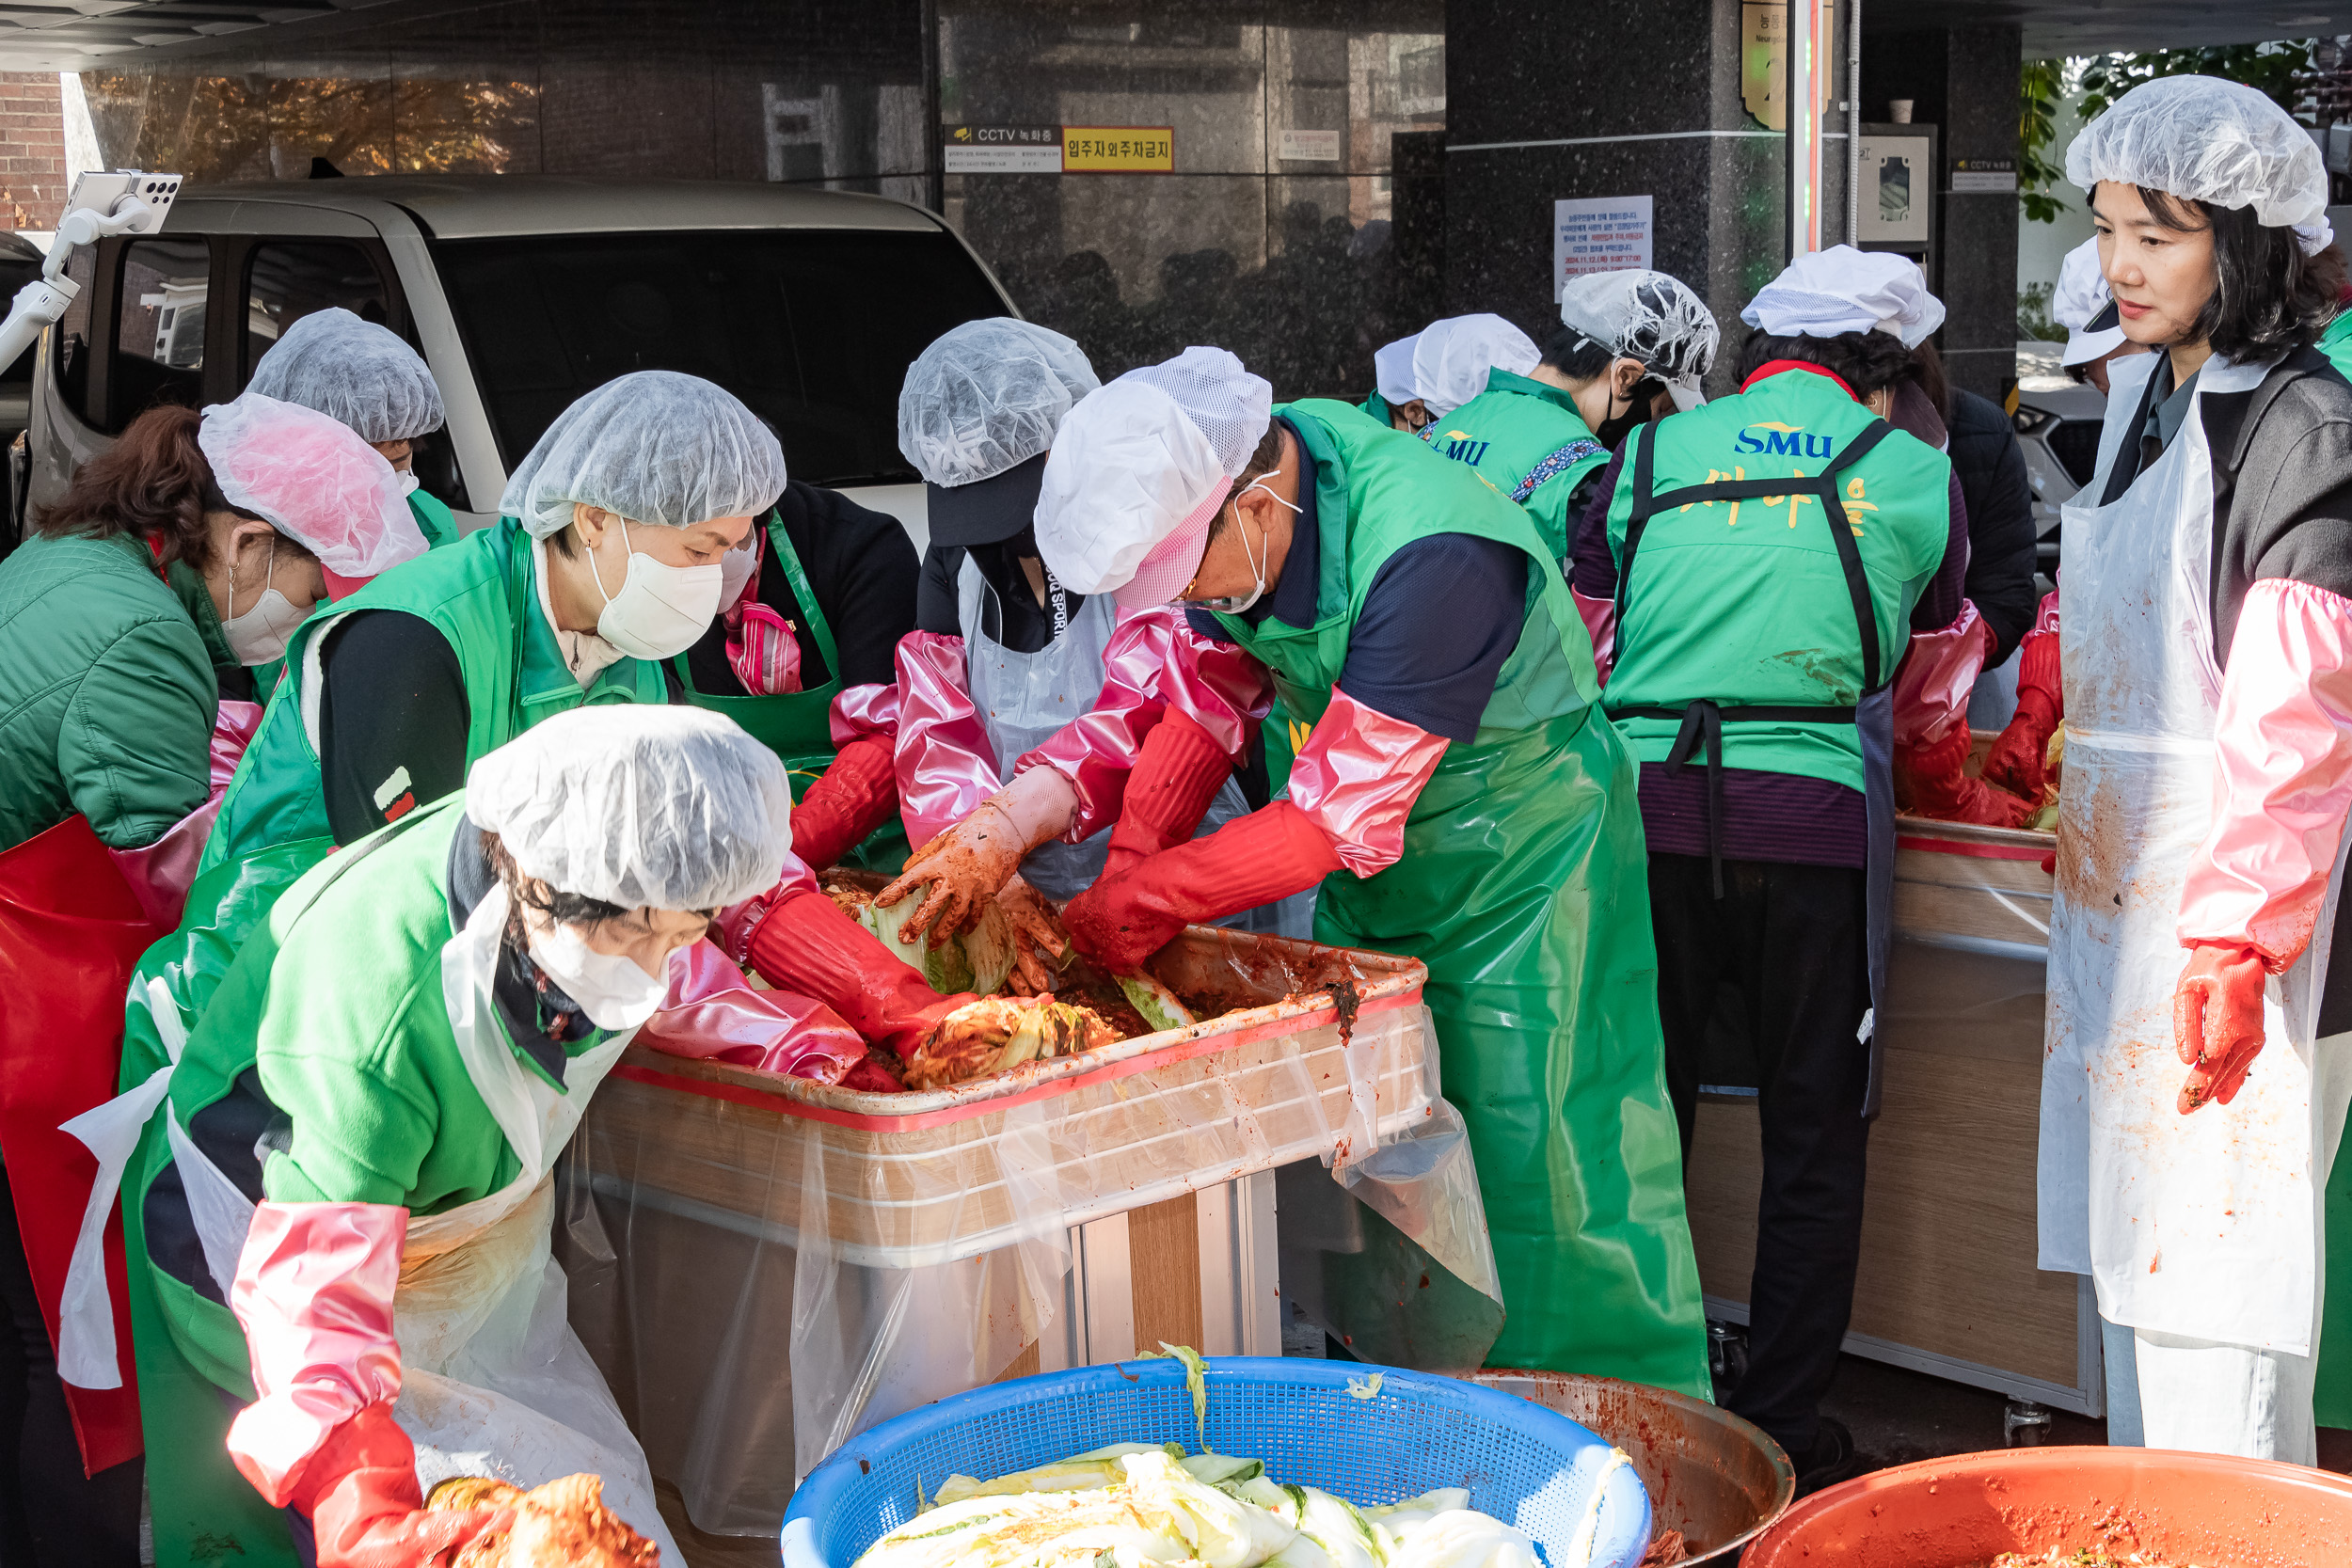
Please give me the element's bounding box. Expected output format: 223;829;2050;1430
957;555;1250;902
61;882;684;1562
2037;350;2352;1355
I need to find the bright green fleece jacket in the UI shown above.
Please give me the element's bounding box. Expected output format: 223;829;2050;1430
0;531;221;853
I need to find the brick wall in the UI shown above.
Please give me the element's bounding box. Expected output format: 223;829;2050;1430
0;72;64;231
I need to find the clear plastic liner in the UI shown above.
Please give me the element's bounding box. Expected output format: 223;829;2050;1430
558;927;1501;1539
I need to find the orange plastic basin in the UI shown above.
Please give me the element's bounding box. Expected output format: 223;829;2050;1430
1744;1446;2352;1568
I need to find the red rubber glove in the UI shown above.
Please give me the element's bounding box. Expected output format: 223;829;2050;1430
1065;802;1343;972
290;1403;511;1568
1981;630;2061;801
1899;721;2036;828
2175;942;2268;1113
788;736;899;872
1102;708;1236;882
745;885;971;1055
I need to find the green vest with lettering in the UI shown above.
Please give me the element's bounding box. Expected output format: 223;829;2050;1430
1422;370;1611;566
1601;366;1950;793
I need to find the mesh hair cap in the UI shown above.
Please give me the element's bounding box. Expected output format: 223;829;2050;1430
1556;269;1722;388
467;704;794;911
199;392;427;578
1373;332;1423;407
246;308;445;444
498;371;788;539
898;317;1100;488
2066;74;2328;235
1411;314;1540;418
1119;345;1273;476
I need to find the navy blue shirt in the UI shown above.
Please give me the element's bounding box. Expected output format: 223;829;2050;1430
1187;417;1526;743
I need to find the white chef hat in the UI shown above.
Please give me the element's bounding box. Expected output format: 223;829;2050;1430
1032;346;1272;608
2053;238;2126;368
1373;332;1422;407
468;704;793;912
2066;74;2329;250
1557;268;1723;411
198;391;427;594
1410;314;1540;418
1740;245;1946;349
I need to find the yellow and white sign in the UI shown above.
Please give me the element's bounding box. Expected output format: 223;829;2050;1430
1062;126;1174;173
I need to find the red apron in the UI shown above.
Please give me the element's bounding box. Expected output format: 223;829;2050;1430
0;815;160;1474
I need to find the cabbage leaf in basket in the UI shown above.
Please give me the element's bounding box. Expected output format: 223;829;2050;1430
1383;1512;1539;1568
856;888;1017;996
933;1445;1181;1507
860;1451;1291;1568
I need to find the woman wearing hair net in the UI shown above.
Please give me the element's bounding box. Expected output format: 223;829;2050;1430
1002;345;1710;1397
95;706;782;1566
745;319;1296;998
246;308;459;550
0;397;419;1560
1978;75;2352;1462
1429;271;1717;577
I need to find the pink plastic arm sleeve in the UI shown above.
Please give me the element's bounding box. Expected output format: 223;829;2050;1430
829;680;901;748
1286;689;1450;878
225;1201;407;1507
1571;587;1617;682
2032;587;2059;636
636;939;870;1082
892;632;1003;849
106;697;264;928
1892;599;1994;750
2179;578;2352;972
1013;608;1275;841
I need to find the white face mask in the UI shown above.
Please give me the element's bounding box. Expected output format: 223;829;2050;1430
396;470;421;498
526;920;670;1031
585;517;724;660
1192;476;1301;615
218;532;309;666
717;532;759;610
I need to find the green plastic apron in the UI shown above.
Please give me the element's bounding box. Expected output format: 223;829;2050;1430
1219;401;1709;1396
670;515;908;877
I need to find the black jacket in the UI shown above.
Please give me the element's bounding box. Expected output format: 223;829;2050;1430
1947;388;2041;664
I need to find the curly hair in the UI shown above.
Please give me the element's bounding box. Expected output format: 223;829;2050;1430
34;404;258;572
1733;327;1921;399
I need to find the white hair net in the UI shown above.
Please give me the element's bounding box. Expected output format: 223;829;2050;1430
1558;269;1722;409
467;704;793;911
199;392;426;581
2054;238;2127;368
1373;332;1422;406
898;317;1100;487
498;371;789;539
1033;346;1271;599
246;308;445;443
1411;314;1540;418
2066;74;2328;245
1740;245;1946;349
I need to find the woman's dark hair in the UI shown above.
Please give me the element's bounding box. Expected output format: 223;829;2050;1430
34;404;257;571
1539;324;1617;383
484;831;629;947
1734;327;1920;399
2136;187;2335;359
1205;421;1289;549
1909;339;1951;422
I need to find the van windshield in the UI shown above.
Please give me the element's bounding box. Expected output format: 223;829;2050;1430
430;227;1007;490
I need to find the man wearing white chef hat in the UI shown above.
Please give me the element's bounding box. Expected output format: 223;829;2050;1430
1574;243;1971;1488
1012;344;1713;1400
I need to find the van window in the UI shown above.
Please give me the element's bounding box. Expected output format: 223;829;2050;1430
244;241;393;380
52;241;95;421
430;228;1006;489
114;238;209;428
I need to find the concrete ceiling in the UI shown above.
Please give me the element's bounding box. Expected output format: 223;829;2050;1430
1864;0;2352;58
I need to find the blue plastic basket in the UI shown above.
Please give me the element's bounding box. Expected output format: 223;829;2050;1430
782;1357;1651;1568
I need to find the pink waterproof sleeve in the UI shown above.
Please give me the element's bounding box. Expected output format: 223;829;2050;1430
829;680;901;749
107;697;265;928
892;632;1003;849
1892;599;1994;750
1013;609;1274;841
2179;578;2352;972
636;940;870;1082
225;1201;406;1506
1571;587;1617;681
2032;587;2060;636
1286;689;1450;878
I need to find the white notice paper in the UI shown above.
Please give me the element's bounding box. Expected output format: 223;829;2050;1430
1278;129;1341;162
1553;196;1654;299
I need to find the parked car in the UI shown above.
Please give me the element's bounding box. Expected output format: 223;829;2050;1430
22;177;1017;550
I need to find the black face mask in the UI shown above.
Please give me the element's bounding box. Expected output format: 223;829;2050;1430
1594;377;1668;448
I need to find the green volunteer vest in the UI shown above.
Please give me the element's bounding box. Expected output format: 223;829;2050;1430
1359;389;1394;427
199;515;666;878
1209;401;1708;1395
1601;366;1951;794
1422;369;1611;565
408;487;459;549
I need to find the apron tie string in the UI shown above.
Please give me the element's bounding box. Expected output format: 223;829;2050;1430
1662;700;1727;899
